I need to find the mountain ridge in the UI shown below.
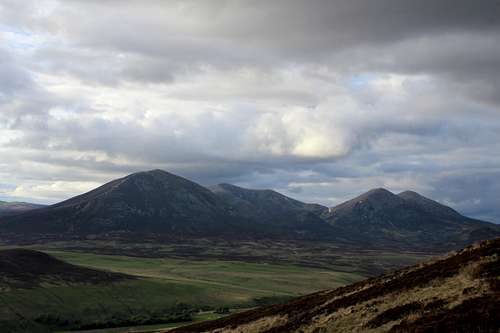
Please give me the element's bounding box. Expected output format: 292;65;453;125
0;170;497;250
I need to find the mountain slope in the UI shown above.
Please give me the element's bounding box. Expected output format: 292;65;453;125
209;183;331;235
0;201;46;217
171;237;500;333
324;188;499;249
0;170;239;236
397;190;462;219
0;170;334;240
209;183;327;217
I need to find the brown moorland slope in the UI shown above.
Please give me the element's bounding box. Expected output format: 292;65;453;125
171;237;500;333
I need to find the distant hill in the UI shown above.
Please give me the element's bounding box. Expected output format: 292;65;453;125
0;170;243;236
323;188;499;249
0;170;338;240
0;201;45;217
171;237;500;333
0;169;498;250
0;248;130;288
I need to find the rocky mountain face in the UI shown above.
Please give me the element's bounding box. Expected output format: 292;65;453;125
0;201;45;217
0;169;498;249
171;238;500;333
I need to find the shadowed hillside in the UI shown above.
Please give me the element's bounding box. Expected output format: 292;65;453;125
171;237;500;333
0;249;130;289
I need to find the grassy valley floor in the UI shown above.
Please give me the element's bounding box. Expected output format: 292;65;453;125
0;249;366;332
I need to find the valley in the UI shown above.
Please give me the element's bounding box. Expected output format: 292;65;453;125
0;248;366;332
0;169;497;332
3;2;500;332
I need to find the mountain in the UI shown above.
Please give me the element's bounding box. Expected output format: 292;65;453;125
0;170;333;240
209;183;331;234
323;188;499;249
0;248;130;289
0;201;46;217
0;170;241;236
0;170;497;249
171;237;500;333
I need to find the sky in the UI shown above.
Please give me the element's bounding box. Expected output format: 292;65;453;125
0;0;499;222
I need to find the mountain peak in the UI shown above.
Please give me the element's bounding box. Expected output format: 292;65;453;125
368;187;392;193
328;188;402;216
354;188;398;203
127;169;179;179
364;187;394;196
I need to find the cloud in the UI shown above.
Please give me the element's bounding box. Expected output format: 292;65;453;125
0;1;499;222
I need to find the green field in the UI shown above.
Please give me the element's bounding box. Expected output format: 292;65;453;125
0;250;365;332
47;251;364;296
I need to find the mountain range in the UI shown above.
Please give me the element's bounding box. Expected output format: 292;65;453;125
0;169;498;250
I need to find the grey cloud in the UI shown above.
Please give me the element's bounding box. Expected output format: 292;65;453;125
6;0;498;88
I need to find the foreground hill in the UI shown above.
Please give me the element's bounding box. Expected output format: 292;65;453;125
0;201;45;217
0;169;497;250
171;237;500;333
